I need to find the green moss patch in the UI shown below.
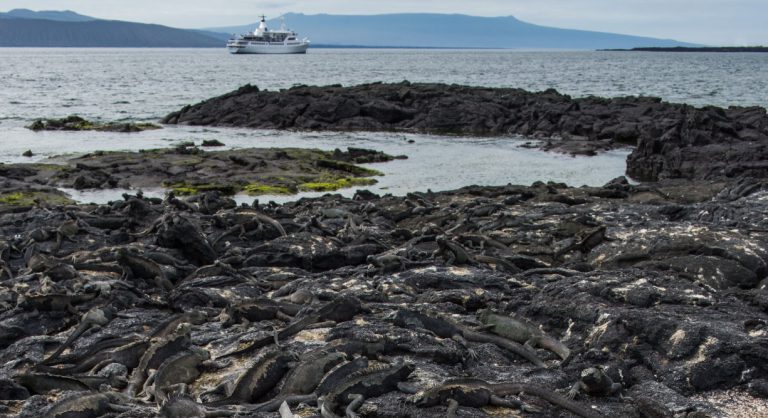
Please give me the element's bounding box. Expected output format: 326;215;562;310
164;182;238;196
243;183;296;196
0;191;74;206
299;177;377;192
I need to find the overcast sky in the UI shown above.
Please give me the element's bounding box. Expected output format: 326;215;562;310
3;1;767;45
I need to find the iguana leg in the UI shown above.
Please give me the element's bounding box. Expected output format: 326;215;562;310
345;393;365;418
446;398;459;418
156;382;188;405
524;337;540;351
139;368;157;401
0;261;13;280
489;394;542;413
53;232;63;254
451;335;478;360
319;396;341;418
567;381;585;400
200;380;231;402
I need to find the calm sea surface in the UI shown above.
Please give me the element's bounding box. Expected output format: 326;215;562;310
1;48;766;202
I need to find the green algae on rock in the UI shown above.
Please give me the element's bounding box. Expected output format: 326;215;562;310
26;115;162;132
0;190;74;207
1;146;396;197
299;177;377;192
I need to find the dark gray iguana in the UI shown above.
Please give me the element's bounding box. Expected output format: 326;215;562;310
554;225;608;260
567;367;622;399
42;392;132;418
206;350;294;406
220;296;363;359
42;306;116;364
159;394;235;418
415;378;606;418
15;372;126;393
141;346;211;404
391;309;545;367
249;350;348;412
318;357;415;418
478;309;571;361
116;247;174;291
125;323;192;397
37;338;150;376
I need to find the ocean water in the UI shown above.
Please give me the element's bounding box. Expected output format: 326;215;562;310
1;48;766;202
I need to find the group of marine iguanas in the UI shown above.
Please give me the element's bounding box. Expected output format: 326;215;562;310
0;186;652;418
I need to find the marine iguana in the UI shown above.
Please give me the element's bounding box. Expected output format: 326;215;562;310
125;323;192;397
42;306;116;364
37;338;151;375
14;372;126;393
148;311;208;339
433;235;474;265
251;350;348;412
391;309;545;367
212;209;287;246
159;394;235;418
478;309;571;361
53;218;80;254
554;225;608;259
141;346;211;404
280;350;347;396
415;377;606;418
115;247;174;291
567;367;622;399
220;295;363;358
14;372;91;394
42;392;132;418
223;298;298;327
206;350;294;405
318;357;415;418
17;291;98;313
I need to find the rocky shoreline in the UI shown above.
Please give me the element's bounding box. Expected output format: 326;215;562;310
162;82;768;182
0;145;400;208
1;171;768;417
2;83;768;417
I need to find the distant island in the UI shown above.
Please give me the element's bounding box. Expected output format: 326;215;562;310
0;9;225;47
1;8;698;49
602;46;768;52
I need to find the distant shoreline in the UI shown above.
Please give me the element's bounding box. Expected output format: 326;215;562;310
600;46;768;52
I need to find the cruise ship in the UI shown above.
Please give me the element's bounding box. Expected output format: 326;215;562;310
226;16;310;54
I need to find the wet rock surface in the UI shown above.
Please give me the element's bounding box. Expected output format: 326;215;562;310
26;116;162;133
1;173;768;417
162;82;768;181
0;146;399;199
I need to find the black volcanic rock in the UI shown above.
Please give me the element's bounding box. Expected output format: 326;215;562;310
163;83;768;181
2;151;768;416
1;175;768;416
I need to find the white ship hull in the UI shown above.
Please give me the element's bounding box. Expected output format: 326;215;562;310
227;41;309;54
